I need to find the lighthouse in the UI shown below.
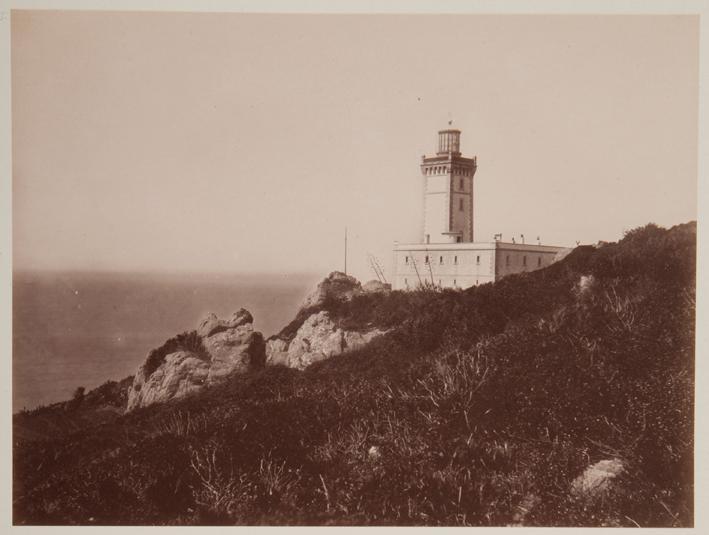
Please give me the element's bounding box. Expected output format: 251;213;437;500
393;127;566;290
421;129;478;244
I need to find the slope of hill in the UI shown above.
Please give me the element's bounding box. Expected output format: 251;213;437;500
13;222;695;526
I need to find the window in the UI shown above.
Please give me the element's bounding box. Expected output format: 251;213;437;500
454;255;458;265
459;198;464;211
459;178;464;190
453;279;457;286
405;256;409;264
425;255;429;264
538;257;542;267
523;256;527;267
476;255;480;264
439;256;444;264
456;236;462;243
506;255;510;267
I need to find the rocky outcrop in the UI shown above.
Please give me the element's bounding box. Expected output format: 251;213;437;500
571;458;625;499
127;310;265;411
299;271;362;310
204;321;265;382
128;273;388;410
362;280;391;293
197;308;253;338
266;310;384;370
127;351;210;411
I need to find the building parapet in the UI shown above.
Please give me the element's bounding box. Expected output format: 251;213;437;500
395;241;566;252
395;242;497;251
493;242;568;252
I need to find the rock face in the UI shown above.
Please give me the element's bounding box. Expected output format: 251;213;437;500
362;280;391;293
127;310;265;411
266;310;384;370
571;458;625;499
197;308;253;338
204;322;265;382
299;271;362;310
127;351;210;411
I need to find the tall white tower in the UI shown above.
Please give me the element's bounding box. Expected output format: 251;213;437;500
421;129;478;244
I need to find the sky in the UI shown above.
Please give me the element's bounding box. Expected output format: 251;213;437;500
11;11;699;282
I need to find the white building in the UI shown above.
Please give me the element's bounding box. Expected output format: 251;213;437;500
393;129;566;290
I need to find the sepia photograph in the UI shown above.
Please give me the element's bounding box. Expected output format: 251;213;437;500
4;2;705;529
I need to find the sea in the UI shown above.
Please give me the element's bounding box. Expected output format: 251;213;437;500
12;270;321;413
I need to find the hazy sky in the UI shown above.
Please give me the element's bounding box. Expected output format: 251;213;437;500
12;11;698;281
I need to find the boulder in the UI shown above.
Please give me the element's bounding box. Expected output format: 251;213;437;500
571;458;625;499
267;310;384;370
286;311;345;369
362;280;391;293
343;329;381;352
127;309;265;411
197;308;253;338
205;322;265;382
127;351;209;411
299;271;362;310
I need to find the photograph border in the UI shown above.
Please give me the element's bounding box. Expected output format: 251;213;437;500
1;0;706;532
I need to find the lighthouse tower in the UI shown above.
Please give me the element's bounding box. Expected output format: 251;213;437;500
421;129;478;243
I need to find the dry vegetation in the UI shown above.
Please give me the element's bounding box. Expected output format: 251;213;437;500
13;222;695;526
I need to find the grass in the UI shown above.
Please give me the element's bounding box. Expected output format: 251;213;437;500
13;222;695;526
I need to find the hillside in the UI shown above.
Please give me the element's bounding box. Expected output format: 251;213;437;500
13;222;695;526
